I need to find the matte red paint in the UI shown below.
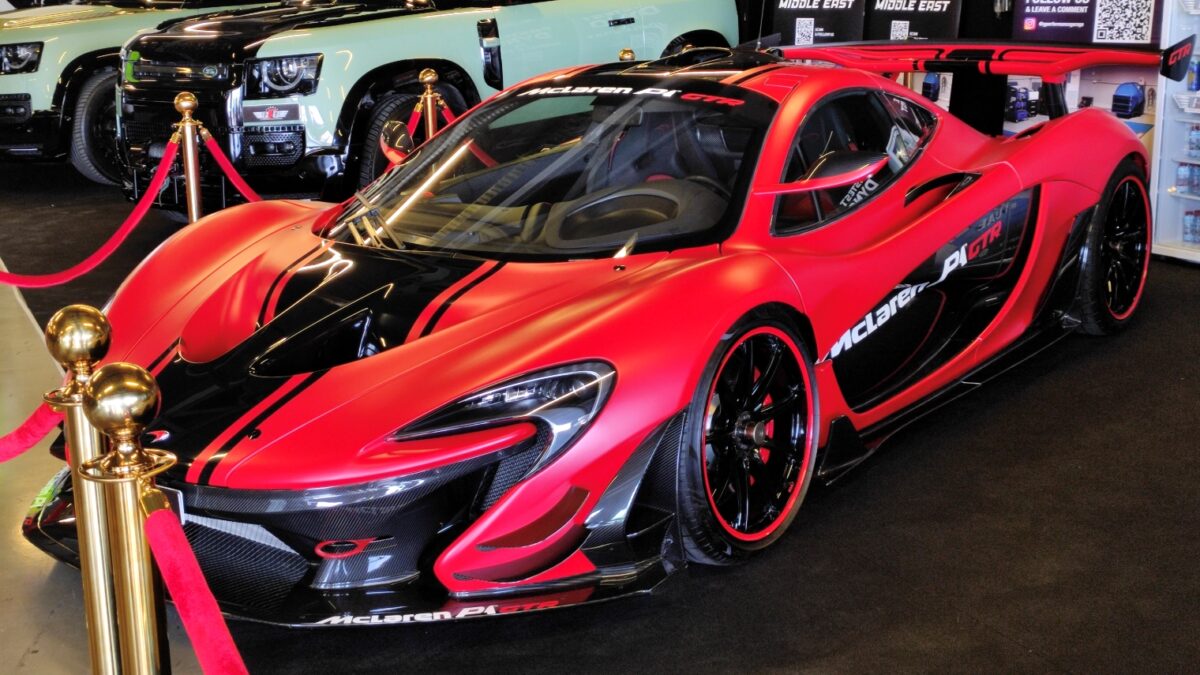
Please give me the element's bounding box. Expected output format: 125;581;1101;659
94;50;1152;596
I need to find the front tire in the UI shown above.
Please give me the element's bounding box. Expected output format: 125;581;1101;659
1077;158;1151;335
357;83;467;189
69;70;122;186
677;314;819;565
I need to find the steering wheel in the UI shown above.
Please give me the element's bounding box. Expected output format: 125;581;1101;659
684;175;732;200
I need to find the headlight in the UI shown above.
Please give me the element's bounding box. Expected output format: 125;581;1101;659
394;362;616;472
244;54;321;99
0;43;42;75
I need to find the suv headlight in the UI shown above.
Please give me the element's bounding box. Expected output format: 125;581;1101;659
244;54;321;99
1;43;42;75
394;362;616;472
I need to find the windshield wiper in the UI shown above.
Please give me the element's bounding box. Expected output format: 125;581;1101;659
614;232;638;260
348;192;405;249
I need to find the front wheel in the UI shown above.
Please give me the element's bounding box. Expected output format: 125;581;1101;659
357;83;467;189
1077;159;1152;335
69;70;122;186
677;315;819;565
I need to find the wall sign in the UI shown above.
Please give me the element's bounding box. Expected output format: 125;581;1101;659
1013;0;1163;48
774;0;868;45
865;0;963;41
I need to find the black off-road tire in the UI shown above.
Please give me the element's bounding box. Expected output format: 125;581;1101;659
677;311;819;565
1077;158;1152;335
69;70;122;186
356;83;467;189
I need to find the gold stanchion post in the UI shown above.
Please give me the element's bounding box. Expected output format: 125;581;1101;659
79;363;177;675
174;92;203;224
43;305;121;675
418;68;441;140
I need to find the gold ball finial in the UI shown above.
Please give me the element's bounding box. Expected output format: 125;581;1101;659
174;91;198;117
45;305;111;375
619;48;637;62
419;68;439;86
83;363;160;447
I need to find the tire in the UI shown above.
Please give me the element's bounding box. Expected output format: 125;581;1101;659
677;312;820;565
1077;158;1152;335
69;70;122;186
662;31;729;57
356;83;467;189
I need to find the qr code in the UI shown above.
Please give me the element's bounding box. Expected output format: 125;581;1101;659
794;17;815;46
890;20;910;41
1093;0;1154;44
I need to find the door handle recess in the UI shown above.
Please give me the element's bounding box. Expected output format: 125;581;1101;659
904;172;980;206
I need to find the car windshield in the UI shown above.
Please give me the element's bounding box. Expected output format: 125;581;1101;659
333;76;777;260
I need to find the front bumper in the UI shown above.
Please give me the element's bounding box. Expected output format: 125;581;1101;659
0;102;64;159
119;86;344;212
23;415;685;627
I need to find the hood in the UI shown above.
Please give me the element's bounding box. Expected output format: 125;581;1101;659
0;4;141;29
128;0;426;63
142;238;672;486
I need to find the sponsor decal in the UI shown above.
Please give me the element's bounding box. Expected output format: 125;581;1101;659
517;87;743;107
243;104;300;124
313;600;561;625
829;220;1003;359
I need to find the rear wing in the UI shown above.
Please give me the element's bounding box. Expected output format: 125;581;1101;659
781;35;1197;84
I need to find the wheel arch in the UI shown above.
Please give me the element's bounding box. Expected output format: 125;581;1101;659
664;29;731;54
336;58;480;170
52;48;121;118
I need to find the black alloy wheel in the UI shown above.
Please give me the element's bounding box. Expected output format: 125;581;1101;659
679;317;818;565
70;70;123;186
1099;177;1150;320
1078;158;1151;335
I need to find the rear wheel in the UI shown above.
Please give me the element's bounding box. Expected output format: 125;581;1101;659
357;83;466;189
1078;159;1151;335
678;315;819;565
69;70;122;186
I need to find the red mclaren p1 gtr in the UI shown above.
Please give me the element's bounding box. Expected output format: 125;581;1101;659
24;39;1191;626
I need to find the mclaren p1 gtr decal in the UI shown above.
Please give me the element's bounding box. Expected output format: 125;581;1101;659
313;600;561;625
829;190;1036;411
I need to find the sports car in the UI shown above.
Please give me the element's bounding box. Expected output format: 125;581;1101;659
23;40;1190;626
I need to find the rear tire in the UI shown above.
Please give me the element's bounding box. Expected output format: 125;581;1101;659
356;83;467;189
1077;158;1151;335
677;312;819;565
69;70;122;186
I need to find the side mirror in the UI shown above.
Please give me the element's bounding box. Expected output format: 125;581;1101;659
379;119;415;165
757;151;888;195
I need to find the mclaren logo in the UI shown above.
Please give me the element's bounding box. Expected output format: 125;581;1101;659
829;220;1003;359
313;601;560;625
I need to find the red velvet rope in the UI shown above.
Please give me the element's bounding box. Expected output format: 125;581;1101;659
440;107;457;125
145;509;249;675
0;142;179;289
202;136;262;203
0;404;62;463
407;107;423;138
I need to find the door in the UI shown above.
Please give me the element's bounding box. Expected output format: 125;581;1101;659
490;1;642;88
773;91;1035;412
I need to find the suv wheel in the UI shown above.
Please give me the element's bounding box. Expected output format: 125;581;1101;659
70;70;122;186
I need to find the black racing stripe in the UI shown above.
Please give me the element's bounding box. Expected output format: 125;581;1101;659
196;370;327;485
727;64;785;85
147;340;179;372
257;244;323;327
419;262;506;339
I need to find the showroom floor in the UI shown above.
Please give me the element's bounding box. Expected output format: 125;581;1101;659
0;163;1198;673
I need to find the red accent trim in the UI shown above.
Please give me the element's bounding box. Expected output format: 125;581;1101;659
315;538;375;560
479;486;589;549
1107;177;1152;321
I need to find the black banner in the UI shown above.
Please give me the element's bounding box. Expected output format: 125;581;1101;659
774;0;867;45
865;0;963;41
1013;0;1163;49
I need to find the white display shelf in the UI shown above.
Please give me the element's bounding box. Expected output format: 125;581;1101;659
1180;0;1200;16
1172;93;1200;114
1153;240;1200;263
1165;187;1200;201
1174;155;1200;164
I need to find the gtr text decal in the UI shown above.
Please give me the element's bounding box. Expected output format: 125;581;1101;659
829;220;1003;359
